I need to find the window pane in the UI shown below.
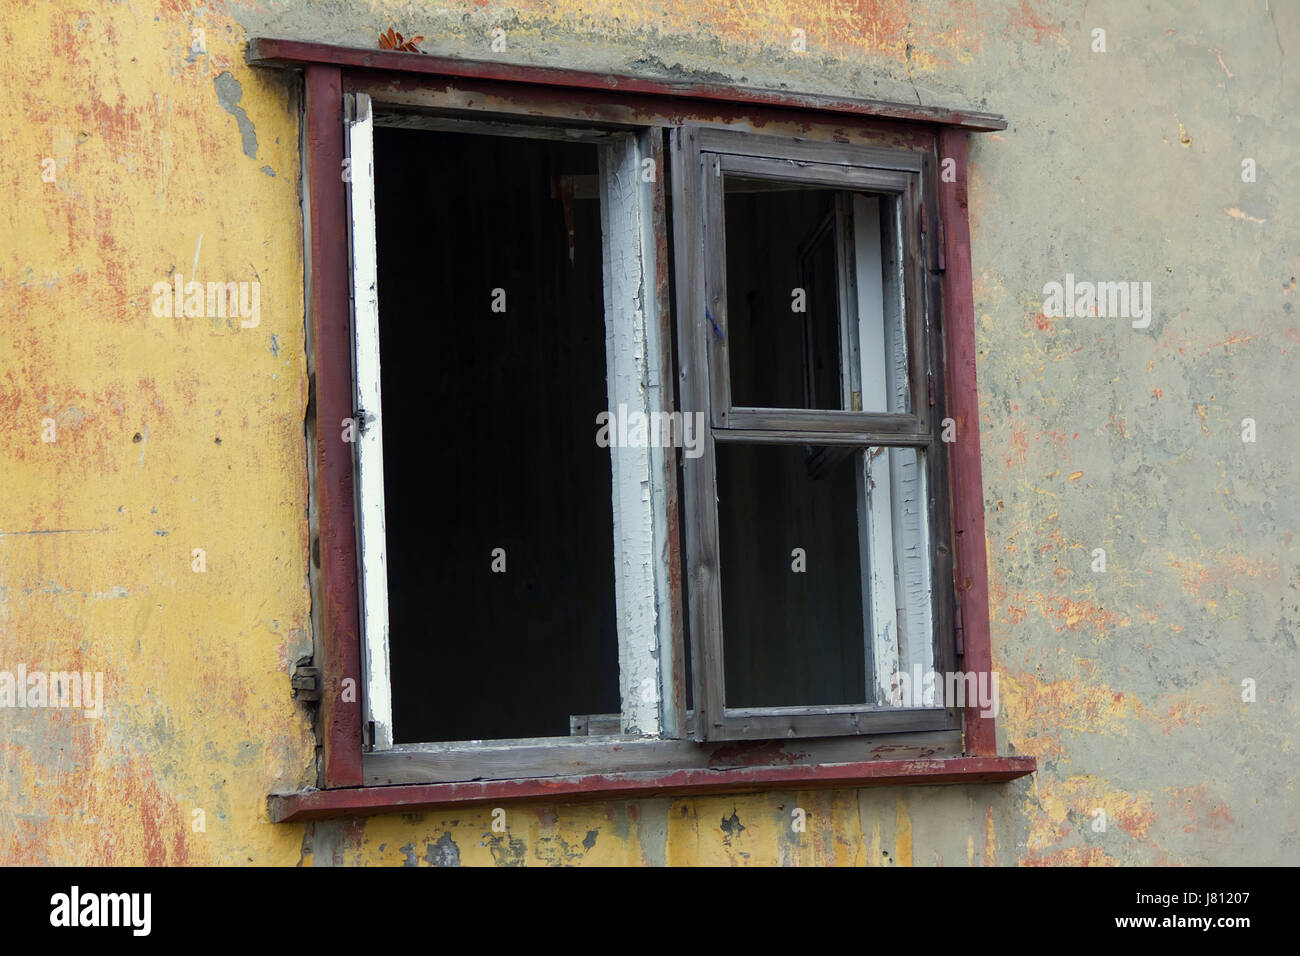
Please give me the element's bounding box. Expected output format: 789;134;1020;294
722;179;909;414
852;194;911;415
714;442;934;709
715;442;868;708
374;127;620;743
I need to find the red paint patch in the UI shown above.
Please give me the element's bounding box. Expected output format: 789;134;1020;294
1007;0;1064;45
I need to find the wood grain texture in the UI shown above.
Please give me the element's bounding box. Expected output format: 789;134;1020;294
365;729;962;784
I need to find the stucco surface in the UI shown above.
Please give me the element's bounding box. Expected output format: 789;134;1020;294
1;0;1295;865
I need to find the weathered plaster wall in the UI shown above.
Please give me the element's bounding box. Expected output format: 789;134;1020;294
1;0;1295;865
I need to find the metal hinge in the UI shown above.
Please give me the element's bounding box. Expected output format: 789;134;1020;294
291;661;322;702
953;603;965;655
927;373;935;407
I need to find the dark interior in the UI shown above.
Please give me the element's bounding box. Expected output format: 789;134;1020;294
715;442;868;708
718;181;871;708
724;180;844;410
373;126;620;743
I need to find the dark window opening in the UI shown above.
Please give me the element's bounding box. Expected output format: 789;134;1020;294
724;180;909;416
715;173;926;712
373;127;620;743
725;181;840;410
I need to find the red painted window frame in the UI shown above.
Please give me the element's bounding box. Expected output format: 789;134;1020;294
251;40;1032;820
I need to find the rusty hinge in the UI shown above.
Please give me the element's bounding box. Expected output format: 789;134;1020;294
291;661;322;702
953;602;965;655
927;373;935;407
921;204;946;273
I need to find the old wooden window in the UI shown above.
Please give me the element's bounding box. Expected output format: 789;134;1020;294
253;42;1033;818
671;128;955;740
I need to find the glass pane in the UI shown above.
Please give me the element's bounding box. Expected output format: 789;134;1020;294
714;442;934;710
722;178;910;414
715;442;868;708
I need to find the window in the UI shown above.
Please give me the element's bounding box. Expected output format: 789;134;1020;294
255;42;1034;818
670;128;956;739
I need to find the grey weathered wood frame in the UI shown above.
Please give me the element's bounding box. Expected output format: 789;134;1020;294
365;728;964;785
670;125;958;742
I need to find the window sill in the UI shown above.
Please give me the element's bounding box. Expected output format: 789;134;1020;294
268;755;1035;822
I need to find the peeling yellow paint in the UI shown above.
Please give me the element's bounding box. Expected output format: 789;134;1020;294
894;795;912;867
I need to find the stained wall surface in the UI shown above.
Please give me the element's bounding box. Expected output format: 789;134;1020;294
1;0;1295;865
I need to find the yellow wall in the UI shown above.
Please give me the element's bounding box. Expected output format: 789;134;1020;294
2;0;1294;865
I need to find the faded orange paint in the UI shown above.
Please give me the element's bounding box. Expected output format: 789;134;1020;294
504;0;986;71
1005;423;1030;468
1038;594;1128;634
983;804;998;867
1004;0;1064;46
1167;554;1278;603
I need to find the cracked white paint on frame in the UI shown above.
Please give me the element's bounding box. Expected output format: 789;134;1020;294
346;92;394;751
853;194;931;705
599;134;674;737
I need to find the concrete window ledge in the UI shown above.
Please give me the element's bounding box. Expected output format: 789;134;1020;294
268;756;1036;822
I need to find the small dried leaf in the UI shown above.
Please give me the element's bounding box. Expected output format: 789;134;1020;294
378;27;425;52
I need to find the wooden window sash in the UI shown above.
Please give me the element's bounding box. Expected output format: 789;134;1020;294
344;105;683;754
672;124;958;742
344;92;395;752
